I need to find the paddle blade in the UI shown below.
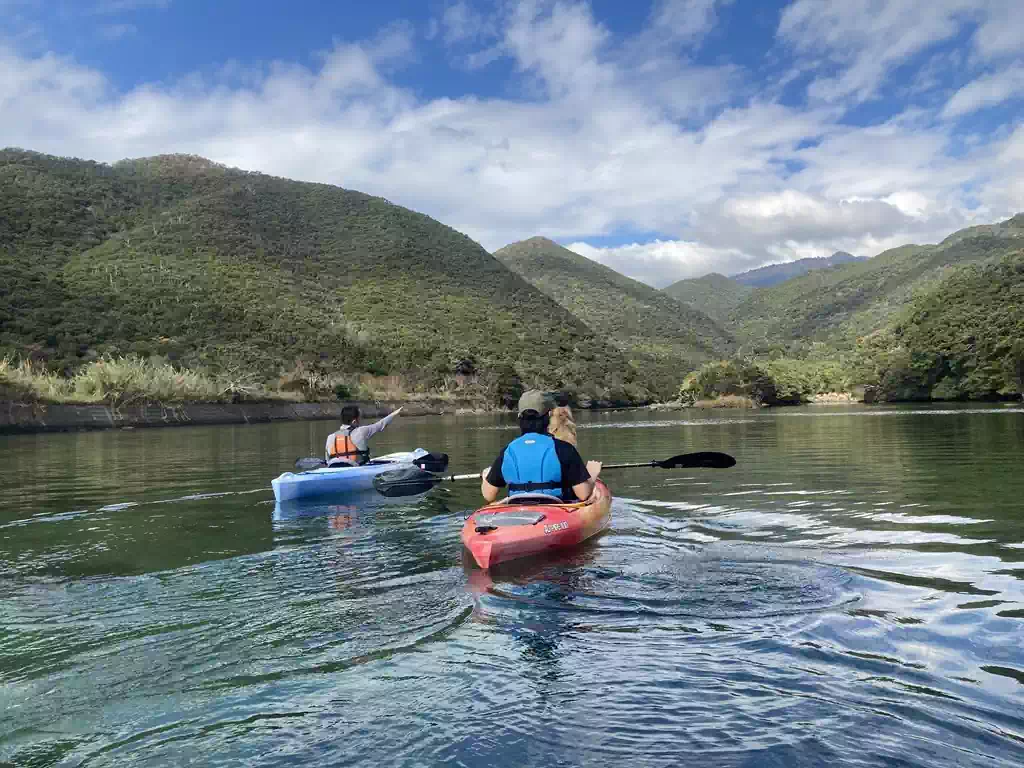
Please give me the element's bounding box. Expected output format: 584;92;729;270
295;457;327;471
656;451;736;469
373;466;444;498
414;452;450;474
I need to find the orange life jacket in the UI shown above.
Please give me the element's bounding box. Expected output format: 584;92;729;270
329;430;369;465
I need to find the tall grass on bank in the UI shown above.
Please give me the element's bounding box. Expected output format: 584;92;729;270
0;356;499;407
0;356;260;405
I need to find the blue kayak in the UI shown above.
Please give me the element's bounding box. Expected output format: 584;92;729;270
272;449;435;503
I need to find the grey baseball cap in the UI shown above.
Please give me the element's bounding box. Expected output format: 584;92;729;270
517;390;553;416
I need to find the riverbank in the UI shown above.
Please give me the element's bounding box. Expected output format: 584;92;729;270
0;400;491;435
648;392;861;410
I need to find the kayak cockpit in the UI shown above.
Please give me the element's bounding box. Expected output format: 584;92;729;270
474;511;547;533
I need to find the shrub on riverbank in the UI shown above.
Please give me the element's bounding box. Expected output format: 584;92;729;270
692;395;758;408
679;360;776;405
760;358;854;401
679;358;851;406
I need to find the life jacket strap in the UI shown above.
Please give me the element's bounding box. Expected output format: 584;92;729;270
508;480;563;492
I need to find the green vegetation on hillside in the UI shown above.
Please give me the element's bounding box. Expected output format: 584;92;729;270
728;217;1024;354
0;149;644;406
679;358;853;406
5;149;1020;409
678;249;1024;405
494;237;734;397
853;252;1024;401
662;273;753;326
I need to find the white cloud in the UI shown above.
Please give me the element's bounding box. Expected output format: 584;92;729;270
942;64;1024;118
646;0;734;47
777;0;1023;107
984;125;1024;214
0;0;1020;288
778;0;971;104
972;0;1024;61
567;240;756;287
438;1;496;45
503;0;613;98
721;191;912;239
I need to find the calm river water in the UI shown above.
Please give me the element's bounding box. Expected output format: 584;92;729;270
2;405;1024;767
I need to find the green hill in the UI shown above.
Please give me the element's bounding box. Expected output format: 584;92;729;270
0;149;645;405
493;237;734;397
729;215;1024;353
672;249;1024;405
662;273;754;326
855;251;1024;400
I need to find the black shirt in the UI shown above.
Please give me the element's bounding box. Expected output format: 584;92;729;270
486;435;590;500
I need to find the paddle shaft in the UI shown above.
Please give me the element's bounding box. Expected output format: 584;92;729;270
600;461;663;469
372;450;736;497
427;451;734;483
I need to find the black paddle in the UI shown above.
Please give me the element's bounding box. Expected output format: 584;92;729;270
602;451;736;470
372;451;736;498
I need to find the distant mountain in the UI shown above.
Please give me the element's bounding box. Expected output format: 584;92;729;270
728;216;1024;352
732;252;866;288
662;273;754;326
0;148;640;402
493;237;734;398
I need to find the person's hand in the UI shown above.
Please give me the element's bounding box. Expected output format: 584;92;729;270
481;466;491;481
586;460;602;480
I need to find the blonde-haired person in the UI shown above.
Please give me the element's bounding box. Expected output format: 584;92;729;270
547;401;577;446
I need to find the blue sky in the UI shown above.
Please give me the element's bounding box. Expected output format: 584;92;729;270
2;0;1022;285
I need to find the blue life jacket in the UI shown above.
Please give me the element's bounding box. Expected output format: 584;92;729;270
502;433;564;499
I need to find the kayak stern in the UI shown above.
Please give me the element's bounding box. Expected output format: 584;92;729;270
461;481;612;569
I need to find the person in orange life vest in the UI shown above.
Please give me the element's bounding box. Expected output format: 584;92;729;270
324;405;403;467
480;390;601;503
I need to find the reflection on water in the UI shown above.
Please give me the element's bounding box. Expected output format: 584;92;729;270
1;404;1023;766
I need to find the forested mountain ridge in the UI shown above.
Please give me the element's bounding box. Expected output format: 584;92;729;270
4;148;1020;407
0;149;648;404
728;216;1024;354
661;252;864;326
679;215;1024;404
662;273;754;326
855;251;1024;401
493;236;735;397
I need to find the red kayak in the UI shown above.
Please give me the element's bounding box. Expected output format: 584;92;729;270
461;481;612;569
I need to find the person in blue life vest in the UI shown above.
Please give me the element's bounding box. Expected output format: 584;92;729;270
480;391;602;503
